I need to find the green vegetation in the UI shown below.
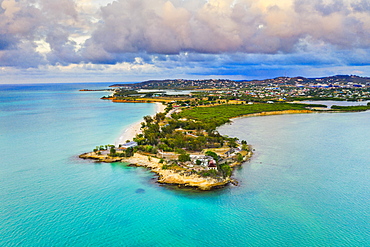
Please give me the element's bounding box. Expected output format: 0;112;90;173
124;103;323;180
126;110;251;180
178;153;191;162
331;104;370;111
95;145;135;158
124;147;134;157
93;100;370;182
219;164;232;178
236;153;243;162
178;103;312;127
88;77;370;189
199;169;218;178
94;144;114;152
162;163;181;170
301;103;329;108
133;112;231;152
205;151;218;161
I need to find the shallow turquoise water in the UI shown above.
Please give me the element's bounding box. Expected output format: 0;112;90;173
1;84;369;246
219;112;370;246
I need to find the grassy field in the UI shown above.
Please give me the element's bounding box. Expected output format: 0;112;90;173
177;103;312;125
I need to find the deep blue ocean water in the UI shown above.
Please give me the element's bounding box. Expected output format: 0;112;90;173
1;83;369;246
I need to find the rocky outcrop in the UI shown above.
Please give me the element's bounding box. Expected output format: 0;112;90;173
80;152;231;190
79;152;124;163
156;169;230;190
124;153;231;190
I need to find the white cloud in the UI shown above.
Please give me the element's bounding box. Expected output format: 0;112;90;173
81;0;370;60
1;0;370;83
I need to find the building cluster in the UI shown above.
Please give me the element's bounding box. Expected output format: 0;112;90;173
110;75;370;102
112;79;250;89
111;75;370;90
239;86;369;100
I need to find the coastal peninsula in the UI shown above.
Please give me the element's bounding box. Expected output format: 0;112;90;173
80;102;253;190
79;101;327;190
80;77;370;190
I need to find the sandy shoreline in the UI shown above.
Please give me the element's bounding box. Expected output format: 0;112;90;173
231;109;314;121
115;102;166;145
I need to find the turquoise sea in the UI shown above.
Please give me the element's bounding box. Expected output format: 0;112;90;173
1;83;369;246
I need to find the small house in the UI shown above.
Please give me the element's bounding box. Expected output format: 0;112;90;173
119;141;138;149
208;160;217;170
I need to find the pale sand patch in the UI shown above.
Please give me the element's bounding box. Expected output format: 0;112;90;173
115;102;166;145
116;121;143;145
155;102;166;114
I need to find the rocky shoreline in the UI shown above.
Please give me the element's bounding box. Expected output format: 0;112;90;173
79;100;255;190
79;152;251;190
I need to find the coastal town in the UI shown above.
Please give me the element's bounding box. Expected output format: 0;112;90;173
80;75;370;190
109;75;370;103
111;75;370;89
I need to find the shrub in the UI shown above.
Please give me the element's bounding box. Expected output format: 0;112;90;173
205;150;218;161
178;153;190;162
200;171;210;177
236;153;243;162
175;148;186;155
242;144;249;151
220;164;232;178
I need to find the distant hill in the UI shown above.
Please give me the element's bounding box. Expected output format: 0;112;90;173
110;75;370;89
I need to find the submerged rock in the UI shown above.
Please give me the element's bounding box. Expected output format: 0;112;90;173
135;188;145;194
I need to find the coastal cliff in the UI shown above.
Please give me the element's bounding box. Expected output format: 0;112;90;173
79;152;246;190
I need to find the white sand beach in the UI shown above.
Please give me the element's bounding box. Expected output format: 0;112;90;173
155;102;167;114
115;102;166;145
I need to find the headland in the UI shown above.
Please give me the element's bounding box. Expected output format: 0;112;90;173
80;101;253;190
80;77;370;190
78;101;321;190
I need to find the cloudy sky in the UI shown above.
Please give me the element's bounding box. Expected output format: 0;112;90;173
1;0;370;83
